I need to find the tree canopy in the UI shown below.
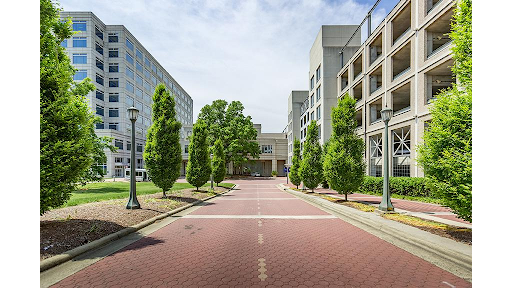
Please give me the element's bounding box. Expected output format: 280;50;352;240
211;139;226;185
186;119;211;190
299;121;323;192
197;100;260;172
289;138;302;189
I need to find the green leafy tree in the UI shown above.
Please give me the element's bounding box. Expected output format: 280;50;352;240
186;119;211;190
299;121;323;192
144;84;182;197
289;138;302;188
324;95;366;201
211;139;226;186
417;0;472;222
198;100;260;173
40;0;108;214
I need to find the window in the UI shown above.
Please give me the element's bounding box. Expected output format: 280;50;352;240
144;105;151;115
73;37;86;47
96;122;104;129
144;68;150;79
137;143;143;153
369;33;383;65
164;77;169;85
151;75;157;85
185;145;189;154
353;81;363;102
109;63;119;72
310;76;314;91
109;123;119;130
137;158;143;169
73;70;87;81
426;8;454;57
340;70;349;92
108;33;119;43
95;26;103;39
126;81;134;93
95;43;103;55
392;2;411;44
316;65;321;82
145;57;151;67
392;42;411;80
136;61;143;72
353;54;363;80
126;96;134;107
72;21;86;31
96;74;104;85
108;48;119;58
109;78;119;87
369;134;383;177
115;157;123;164
144;93;151;103
109;108;119;117
369;66;383;94
136;74;143;86
151;62;157;73
96;58;104;70
126;67;134;79
316;105;321;120
427;0;442;13
136;48;143;60
369;97;383;124
114;139;123;150
135;101;143;111
96;90;104;101
126;53;134;66
392;126;411;177
316;86;321;101
144;81;151;91
61;39;67;47
73;53;87;64
126;38;134;51
392;82;411;114
310;95;314;108
311;111;315;121
109;93;119;102
261;145;273;154
426;60;455;103
127;141;131;151
157;68;162;79
136;88;143;98
96;105;104;116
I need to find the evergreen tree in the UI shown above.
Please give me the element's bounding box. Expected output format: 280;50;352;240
299;121;323;192
144;84;182;197
186;119;211;190
289;138;302;189
212;139;226;186
323;95;366;201
40;0;109;214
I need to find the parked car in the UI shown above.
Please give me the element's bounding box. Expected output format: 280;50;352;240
251;171;261;177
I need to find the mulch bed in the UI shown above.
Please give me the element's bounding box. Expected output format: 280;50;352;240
40;186;230;261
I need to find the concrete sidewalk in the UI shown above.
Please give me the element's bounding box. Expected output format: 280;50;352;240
284;183;471;228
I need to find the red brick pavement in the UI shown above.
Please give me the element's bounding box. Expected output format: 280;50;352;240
52;178;470;287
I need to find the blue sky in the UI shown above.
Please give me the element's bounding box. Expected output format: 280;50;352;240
60;0;398;132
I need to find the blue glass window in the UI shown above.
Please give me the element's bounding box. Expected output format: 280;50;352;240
109;109;119;117
109;78;119;87
136;74;143;86
109;49;118;58
126;53;134;65
126;81;134;93
136;88;143;98
73;37;86;47
108;33;118;43
96;122;104;129
72;21;86;31
73;70;87;81
61;39;67;47
136;61;143;72
95;43;103;55
136;49;143;60
151;75;157;85
126;67;134;79
143;81;150;91
96;74;104;86
109;63;119;73
73;54;87;64
96;59;104;71
144;68;150;79
95;26;103;39
96;105;104;116
109;93;119;102
145;57;150;67
151;62;156;73
126;38;134;51
96;90;104;101
126;96;134;107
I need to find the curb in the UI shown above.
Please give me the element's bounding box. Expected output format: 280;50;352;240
40;184;237;272
278;184;472;281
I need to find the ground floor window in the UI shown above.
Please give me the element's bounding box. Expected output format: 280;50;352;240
114;166;123;177
392;126;411;177
369;134;382;177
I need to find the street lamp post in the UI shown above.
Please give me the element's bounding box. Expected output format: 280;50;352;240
210;153;214;191
379;107;394;212
126;107;141;209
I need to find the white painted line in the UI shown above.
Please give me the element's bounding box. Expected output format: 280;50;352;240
441;281;455;288
217;198;299;200
182;215;337;219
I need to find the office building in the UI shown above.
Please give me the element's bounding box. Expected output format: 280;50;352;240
61;11;193;178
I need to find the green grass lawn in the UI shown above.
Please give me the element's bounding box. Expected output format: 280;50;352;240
61;181;235;208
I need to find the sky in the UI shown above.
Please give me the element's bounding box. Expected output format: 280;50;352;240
60;0;397;132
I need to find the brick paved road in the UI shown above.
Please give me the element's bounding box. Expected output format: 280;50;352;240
52;178;470;287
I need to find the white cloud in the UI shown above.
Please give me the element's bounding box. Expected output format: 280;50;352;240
61;0;383;132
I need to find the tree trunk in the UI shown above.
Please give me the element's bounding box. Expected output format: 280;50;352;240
345;192;348;201
163;190;167;198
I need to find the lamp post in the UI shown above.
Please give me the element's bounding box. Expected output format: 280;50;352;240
126;106;140;209
210;153;214;191
379;107;394;212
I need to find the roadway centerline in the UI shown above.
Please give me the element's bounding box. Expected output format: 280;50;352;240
182;215;337;219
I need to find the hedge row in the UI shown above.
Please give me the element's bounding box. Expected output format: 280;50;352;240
358;176;434;198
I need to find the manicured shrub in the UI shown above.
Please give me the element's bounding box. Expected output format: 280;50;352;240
358;176;433;198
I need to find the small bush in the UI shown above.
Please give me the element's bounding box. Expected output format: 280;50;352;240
271;170;278;177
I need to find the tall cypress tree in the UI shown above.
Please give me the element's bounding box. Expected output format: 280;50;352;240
144;84;182;197
289;138;302;189
323;95;365;201
186;119;211;190
299;121;323;192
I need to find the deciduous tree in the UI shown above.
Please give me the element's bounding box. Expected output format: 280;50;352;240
289;138;302;189
186;120;211;190
299;121;323;192
212;139;226;186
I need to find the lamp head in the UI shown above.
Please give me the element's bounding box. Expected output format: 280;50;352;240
127;106;139;121
381;108;393;122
